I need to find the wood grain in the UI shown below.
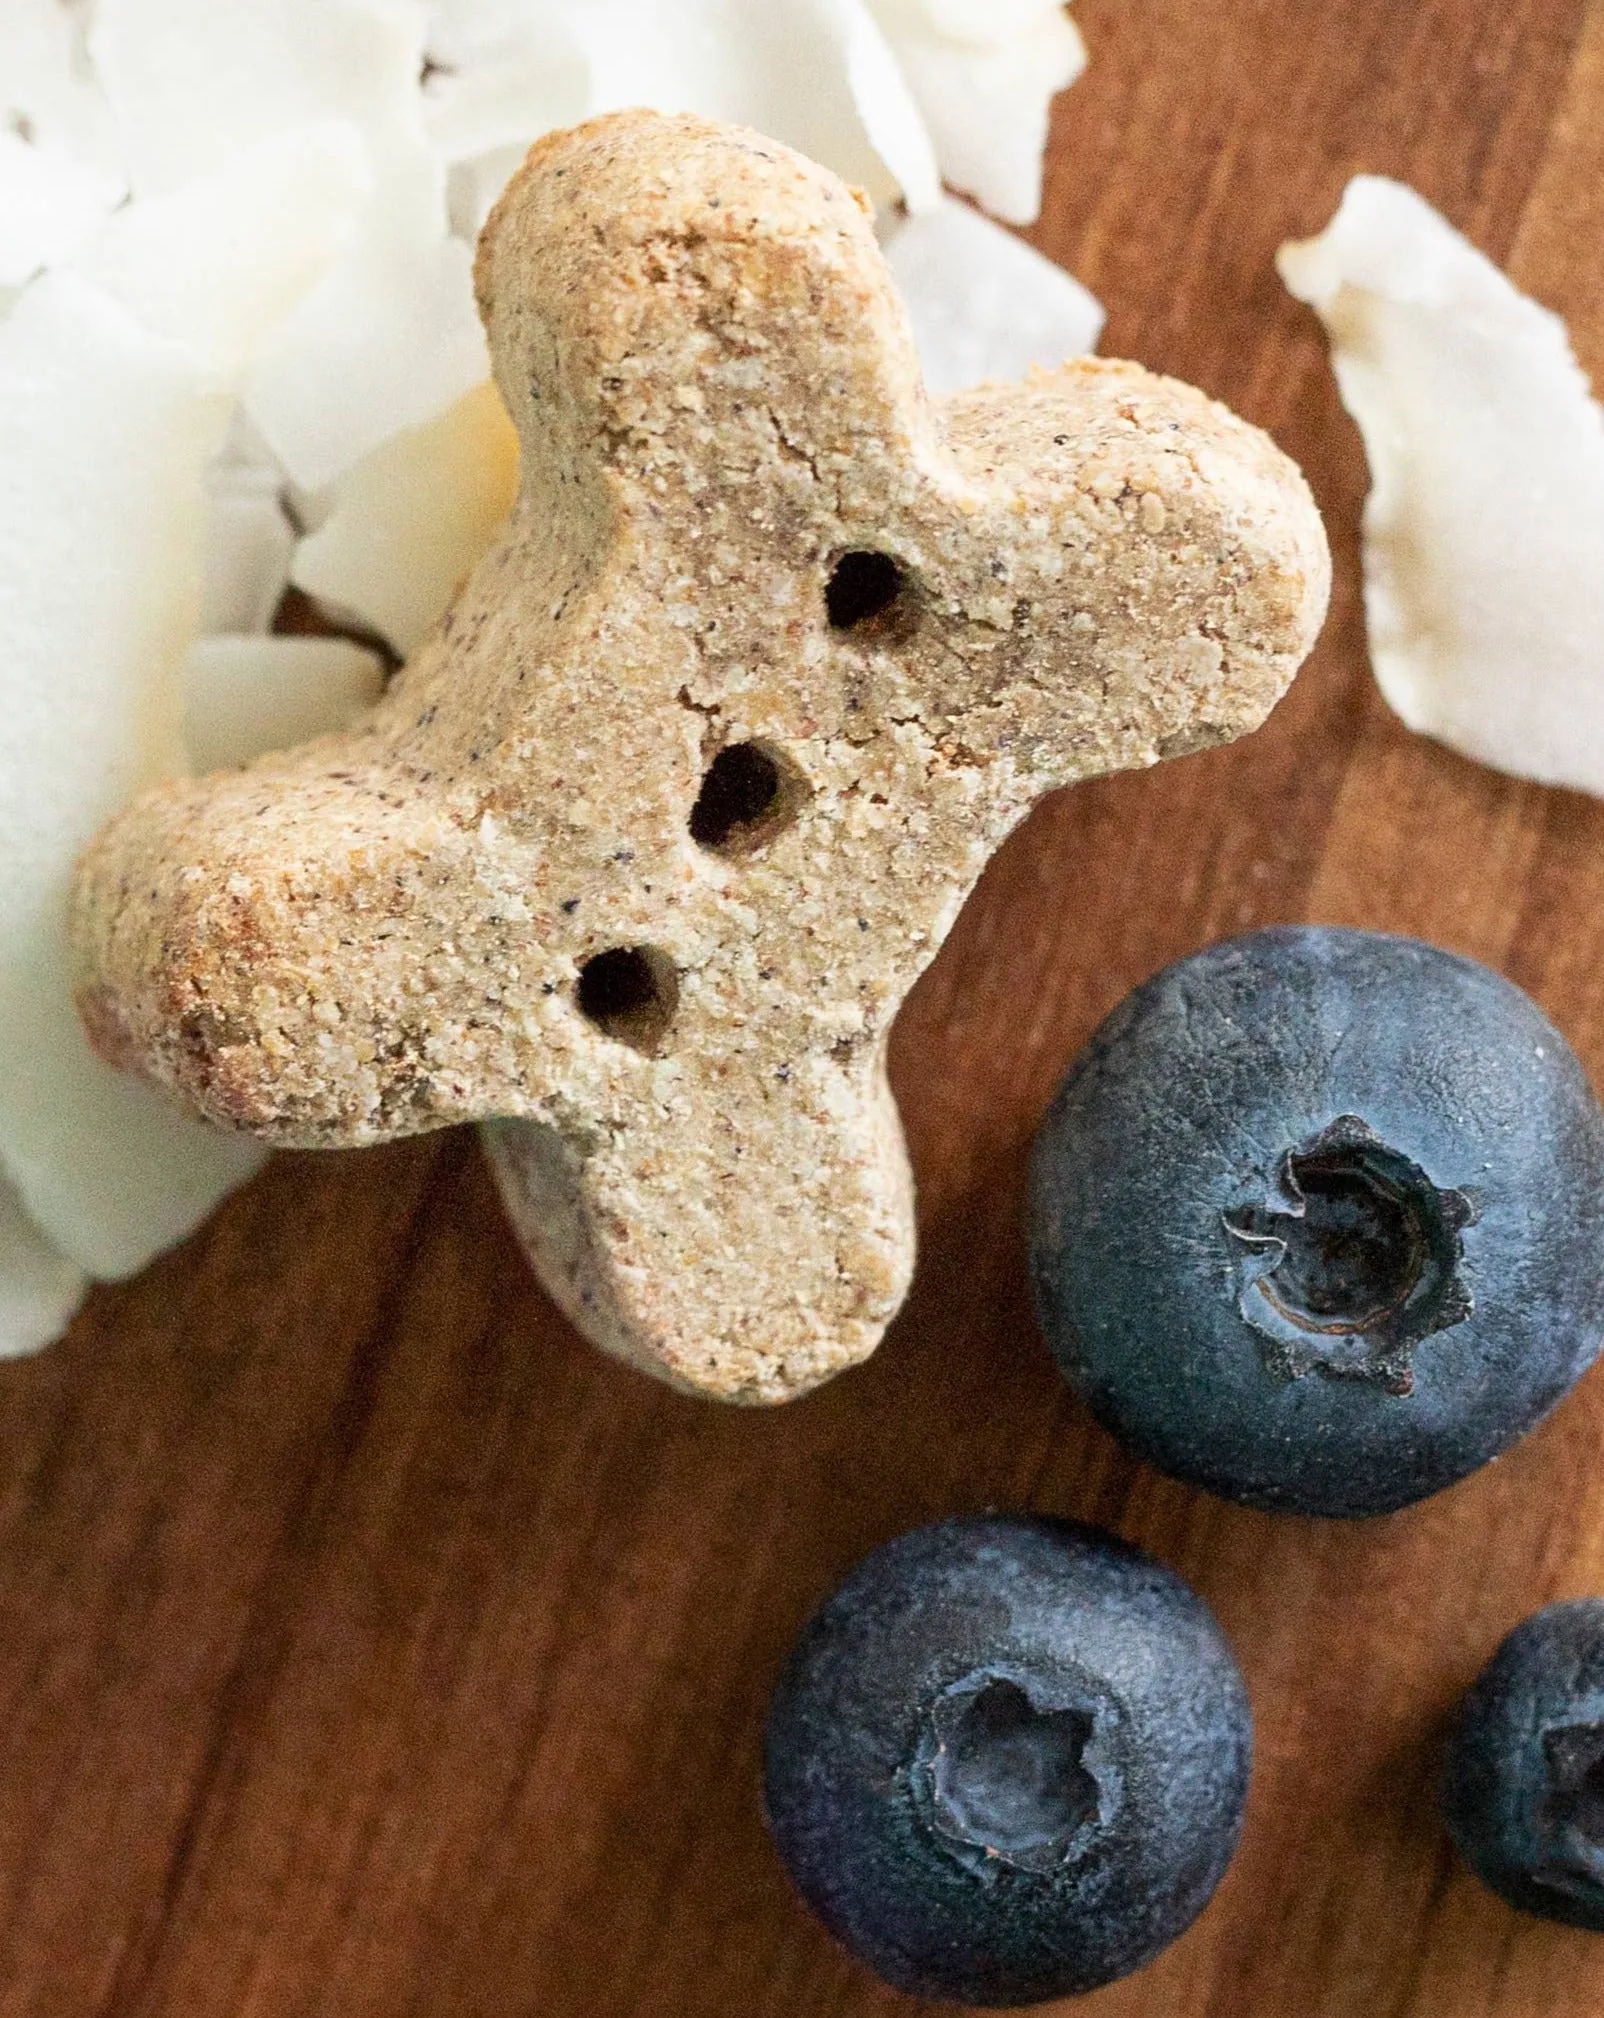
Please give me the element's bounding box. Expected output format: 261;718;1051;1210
4;3;1603;2012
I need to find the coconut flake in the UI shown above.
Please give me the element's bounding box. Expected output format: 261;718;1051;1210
895;0;1069;39
0;0;127;186
832;0;943;214
421;0;593;163
184;635;387;773
428;0;943;236
0;118;346;1275
1279;176;1604;797
0;273;265;1278
94;0;488;488
90;0;423;195
292;379;519;655
80;120;372;374
883;196;1102;394
559;0;940;213
245;153;488;490
202;446;297;638
445;143;533;243
0;125;124;286
0;1172;86;1360
0;0;128;282
866;0;1084;223
199;411;300;636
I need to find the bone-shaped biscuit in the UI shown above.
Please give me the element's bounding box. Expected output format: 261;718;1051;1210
72;111;1330;1404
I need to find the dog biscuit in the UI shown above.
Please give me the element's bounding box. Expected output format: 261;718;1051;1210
72;111;1331;1402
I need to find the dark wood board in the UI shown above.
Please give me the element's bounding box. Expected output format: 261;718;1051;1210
5;2;1604;2011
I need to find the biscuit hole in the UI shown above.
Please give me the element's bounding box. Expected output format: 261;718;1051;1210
689;741;805;855
576;947;678;1054
827;550;904;630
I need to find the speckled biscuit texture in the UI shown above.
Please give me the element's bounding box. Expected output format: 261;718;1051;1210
71;111;1330;1404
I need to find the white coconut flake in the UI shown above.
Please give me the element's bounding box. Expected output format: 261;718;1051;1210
0;119;348;1278
292;379;519;655
832;0;943;215
421;0;593;163
0;0;128;282
0;273;265;1278
560;0;940;213
198;411;299;635
184;635;387;773
80;120;372;374
883;196;1102;394
94;0;488;489
866;0;1083;224
0;0;127;186
90;0;424;196
1279;176;1604;797
0;125;124;287
245;154;488;490
905;0;1071;38
202;476;296;637
445;143;533;244
0;1172;86;1360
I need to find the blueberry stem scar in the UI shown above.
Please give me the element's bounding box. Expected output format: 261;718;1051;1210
921;1672;1113;1873
1223;1114;1475;1392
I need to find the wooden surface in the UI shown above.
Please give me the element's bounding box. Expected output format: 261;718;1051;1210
8;3;1604;2012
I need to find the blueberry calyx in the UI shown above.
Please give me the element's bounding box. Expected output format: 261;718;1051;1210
1540;1722;1604;1894
1222;1114;1476;1394
914;1668;1121;1877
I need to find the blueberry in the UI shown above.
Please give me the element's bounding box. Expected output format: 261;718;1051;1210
1443;1600;1604;1930
761;1516;1251;2006
1028;927;1604;1518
